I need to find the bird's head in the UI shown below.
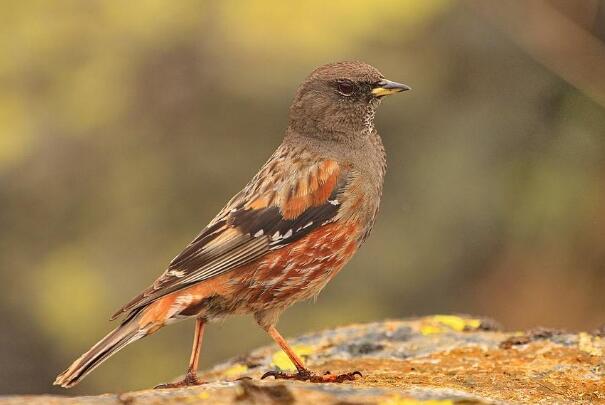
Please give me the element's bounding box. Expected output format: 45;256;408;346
288;61;410;141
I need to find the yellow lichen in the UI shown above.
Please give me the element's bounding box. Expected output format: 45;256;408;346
379;395;454;405
271;345;315;371
185;391;209;401
419;324;444;335
223;363;249;377
578;332;603;356
420;315;481;335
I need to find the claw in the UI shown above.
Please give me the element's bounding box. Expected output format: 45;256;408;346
261;370;305;380
261;369;361;383
154;373;205;389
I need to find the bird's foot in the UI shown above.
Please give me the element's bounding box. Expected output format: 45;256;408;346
154;372;205;389
261;368;362;383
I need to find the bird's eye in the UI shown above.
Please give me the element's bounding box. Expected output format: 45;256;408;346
336;80;355;96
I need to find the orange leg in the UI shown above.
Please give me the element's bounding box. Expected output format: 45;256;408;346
155;318;206;389
267;325;307;372
188;318;205;374
261;325;362;383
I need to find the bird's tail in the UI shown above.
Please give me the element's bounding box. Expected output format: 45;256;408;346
54;311;151;388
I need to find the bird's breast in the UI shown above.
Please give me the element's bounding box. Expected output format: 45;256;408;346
232;221;361;311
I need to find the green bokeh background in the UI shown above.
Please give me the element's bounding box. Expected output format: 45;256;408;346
1;0;604;395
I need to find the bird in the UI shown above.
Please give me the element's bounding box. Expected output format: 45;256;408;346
54;61;409;388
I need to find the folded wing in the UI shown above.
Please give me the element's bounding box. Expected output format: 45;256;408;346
111;157;350;320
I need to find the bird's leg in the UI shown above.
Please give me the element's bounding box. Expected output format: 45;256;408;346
155;318;206;389
267;324;307;373
261;325;362;383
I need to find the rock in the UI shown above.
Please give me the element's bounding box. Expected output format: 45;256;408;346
2;316;604;404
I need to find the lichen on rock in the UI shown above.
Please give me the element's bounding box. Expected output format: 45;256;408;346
2;316;604;404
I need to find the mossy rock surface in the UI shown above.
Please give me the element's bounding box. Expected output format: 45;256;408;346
3;316;604;404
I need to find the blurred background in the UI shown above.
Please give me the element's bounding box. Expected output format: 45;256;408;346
1;0;604;395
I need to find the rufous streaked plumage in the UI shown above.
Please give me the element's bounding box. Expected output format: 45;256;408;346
55;61;409;388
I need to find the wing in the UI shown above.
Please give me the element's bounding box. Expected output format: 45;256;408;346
111;153;350;320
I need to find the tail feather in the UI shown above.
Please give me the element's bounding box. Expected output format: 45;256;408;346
54;313;149;388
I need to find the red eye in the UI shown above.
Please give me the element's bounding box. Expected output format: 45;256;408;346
336;80;355;96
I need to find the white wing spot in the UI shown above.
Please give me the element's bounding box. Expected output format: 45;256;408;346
175;295;194;305
328;199;340;205
283;229;293;239
254;229;264;237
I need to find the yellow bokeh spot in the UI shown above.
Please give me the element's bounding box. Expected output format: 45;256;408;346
271;345;315;371
219;0;452;62
31;247;108;348
0;97;33;169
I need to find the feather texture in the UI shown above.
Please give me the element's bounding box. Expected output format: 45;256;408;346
111;149;350;320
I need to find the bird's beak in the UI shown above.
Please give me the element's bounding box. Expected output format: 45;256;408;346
371;79;411;97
